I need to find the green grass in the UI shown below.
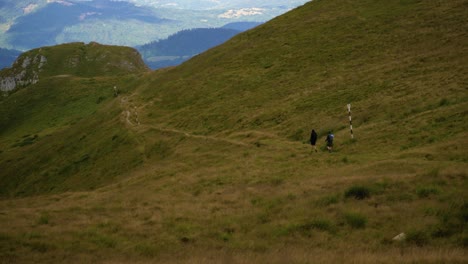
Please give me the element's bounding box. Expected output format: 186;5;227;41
0;74;148;196
344;212;368;229
0;0;466;262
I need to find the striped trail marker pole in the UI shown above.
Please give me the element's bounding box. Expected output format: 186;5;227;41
347;103;354;139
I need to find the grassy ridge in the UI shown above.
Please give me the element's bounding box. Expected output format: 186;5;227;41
0;0;467;262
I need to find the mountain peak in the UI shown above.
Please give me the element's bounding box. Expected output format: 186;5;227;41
0;42;149;93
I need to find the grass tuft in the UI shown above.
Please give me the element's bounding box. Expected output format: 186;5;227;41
344;212;367;229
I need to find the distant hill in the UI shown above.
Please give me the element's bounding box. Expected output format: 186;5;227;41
137;28;241;69
0;48;21;69
0;42;148;92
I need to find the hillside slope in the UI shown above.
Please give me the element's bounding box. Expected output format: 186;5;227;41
139;0;467;150
0;42;149;196
0;0;467;263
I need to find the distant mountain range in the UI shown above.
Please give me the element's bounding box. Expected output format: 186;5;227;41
77;0;308;11
0;21;262;70
0;0;308;51
0;0;305;69
137;22;262;69
2;0;171;50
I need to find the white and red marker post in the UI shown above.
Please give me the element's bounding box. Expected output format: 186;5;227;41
347;103;354;139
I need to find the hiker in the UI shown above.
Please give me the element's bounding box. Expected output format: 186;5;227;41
310;129;318;152
325;131;334;152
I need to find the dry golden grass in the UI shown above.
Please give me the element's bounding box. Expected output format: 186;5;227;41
0;140;466;262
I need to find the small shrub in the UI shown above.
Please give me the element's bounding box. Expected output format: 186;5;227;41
344;212;367;229
180;236;193;243
345;185;371;200
96;96;106;104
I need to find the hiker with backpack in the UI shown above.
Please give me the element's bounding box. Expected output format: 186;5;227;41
310;129;318;152
325;131;334;152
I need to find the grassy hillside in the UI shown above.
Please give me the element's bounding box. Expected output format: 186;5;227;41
0;42;150;196
139;0;467;147
0;0;467;263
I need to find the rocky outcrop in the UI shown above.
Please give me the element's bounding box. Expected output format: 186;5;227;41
0;53;47;92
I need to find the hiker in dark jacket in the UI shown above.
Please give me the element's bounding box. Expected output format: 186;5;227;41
310;129;318;152
325;131;334;152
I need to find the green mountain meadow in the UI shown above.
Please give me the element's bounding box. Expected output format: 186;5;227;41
0;0;467;263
